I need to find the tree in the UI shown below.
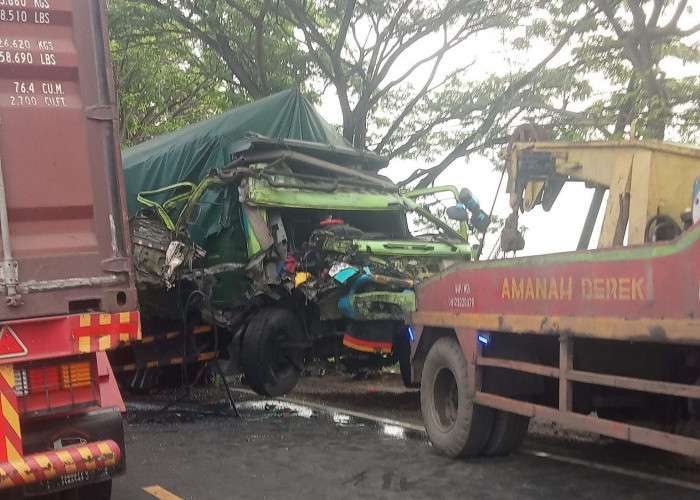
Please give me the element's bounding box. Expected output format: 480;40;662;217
409;8;596;187
285;0;530;153
118;0;545;166
109;1;245;145
123;0;312;100
592;0;699;139
412;0;700;186
520;0;700;141
111;0;699;175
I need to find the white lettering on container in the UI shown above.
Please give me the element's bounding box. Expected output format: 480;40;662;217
0;8;27;22
0;1;28;8
0;50;32;64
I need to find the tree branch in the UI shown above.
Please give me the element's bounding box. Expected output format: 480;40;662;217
666;0;688;30
647;0;664;28
375;30;448;154
334;0;357;60
414;13;588;188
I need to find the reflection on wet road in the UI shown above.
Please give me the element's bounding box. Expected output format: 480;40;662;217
114;396;699;499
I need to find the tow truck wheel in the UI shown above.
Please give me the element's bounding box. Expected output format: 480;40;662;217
421;337;494;458
482;411;530;456
507;414;530;451
242;308;305;397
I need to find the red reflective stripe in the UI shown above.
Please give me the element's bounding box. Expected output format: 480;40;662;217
343;334;392;351
75;323;138;337
87;443;102;462
46;451;66;476
65;447;85;471
0;462;24;485
0;367;23;460
23;455;47;482
87;442;114;466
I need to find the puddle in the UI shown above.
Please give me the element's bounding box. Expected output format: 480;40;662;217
235;400;318;419
125;395;426;442
381;424;406;439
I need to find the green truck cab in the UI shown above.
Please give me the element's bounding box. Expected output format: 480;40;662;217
111;91;484;396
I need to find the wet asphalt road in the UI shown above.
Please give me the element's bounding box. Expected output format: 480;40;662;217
112;399;699;500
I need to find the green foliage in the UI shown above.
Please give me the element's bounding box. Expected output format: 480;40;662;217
109;0;699;169
521;0;700;142
109;0;314;146
109;0;245;145
287;0;532;155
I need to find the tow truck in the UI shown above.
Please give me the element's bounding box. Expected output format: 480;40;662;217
409;126;700;458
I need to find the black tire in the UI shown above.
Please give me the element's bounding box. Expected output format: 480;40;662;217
482;410;512;456
60;480;111;500
242;308;305;397
506;414;530;452
420;337;494;458
482;411;530;456
393;328;417;388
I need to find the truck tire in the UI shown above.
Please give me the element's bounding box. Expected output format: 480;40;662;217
507;414;530;452
242;308;305;397
421;337;494;458
482;411;530;456
482;411;512;456
393;328;417;388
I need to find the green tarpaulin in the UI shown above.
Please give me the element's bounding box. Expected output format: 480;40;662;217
122;89;387;243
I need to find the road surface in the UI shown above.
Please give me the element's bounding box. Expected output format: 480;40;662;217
113;394;699;500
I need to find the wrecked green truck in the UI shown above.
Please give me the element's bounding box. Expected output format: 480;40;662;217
110;90;487;396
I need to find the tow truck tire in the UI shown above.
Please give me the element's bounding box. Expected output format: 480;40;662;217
421;337;494;458
507;414;530;452
482;411;530;456
482;411;513;456
242;308;305;397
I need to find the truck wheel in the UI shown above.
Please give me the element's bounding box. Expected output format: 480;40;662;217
482;411;513;456
507;414;530;452
242;308;305;397
393;328;417;388
482;411;530;456
421;337;494;458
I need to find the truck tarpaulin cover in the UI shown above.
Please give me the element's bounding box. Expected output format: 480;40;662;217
122;89;387;243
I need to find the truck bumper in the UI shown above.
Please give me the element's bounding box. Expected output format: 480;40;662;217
9;407;125;496
0;439;120;490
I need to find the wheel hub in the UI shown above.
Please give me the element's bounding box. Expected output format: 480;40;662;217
433;367;459;431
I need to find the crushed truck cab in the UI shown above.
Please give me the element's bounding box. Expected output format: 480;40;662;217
114;103;484;395
117;125;472;395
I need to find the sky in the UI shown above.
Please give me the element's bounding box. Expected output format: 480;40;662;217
317;3;699;258
379;151;603;258
317;32;595;257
